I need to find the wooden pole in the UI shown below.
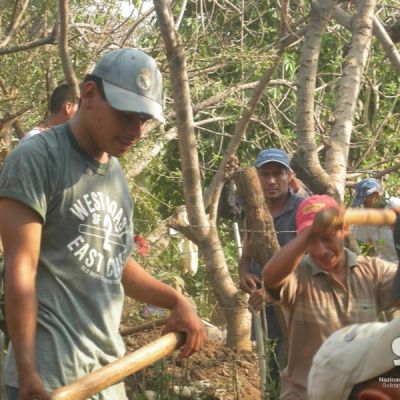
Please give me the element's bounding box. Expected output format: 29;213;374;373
51;332;185;400
344;208;397;225
0;330;5;400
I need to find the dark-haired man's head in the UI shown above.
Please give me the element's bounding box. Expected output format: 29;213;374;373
70;48;165;159
49;83;77;114
254;148;293;202
45;83;78;126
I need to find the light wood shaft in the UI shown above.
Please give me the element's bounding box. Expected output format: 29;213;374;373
344;208;397;225
51;332;185;400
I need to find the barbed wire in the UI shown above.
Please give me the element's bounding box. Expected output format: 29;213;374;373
133;217;296;236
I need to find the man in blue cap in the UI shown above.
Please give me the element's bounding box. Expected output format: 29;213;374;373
351;178;399;263
219;148;308;386
0;48;205;400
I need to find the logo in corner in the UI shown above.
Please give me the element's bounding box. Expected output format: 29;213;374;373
392;337;400;366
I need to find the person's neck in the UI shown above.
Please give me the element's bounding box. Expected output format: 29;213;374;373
327;253;347;287
332;264;347;287
68;117;109;164
44;112;65;128
266;191;289;217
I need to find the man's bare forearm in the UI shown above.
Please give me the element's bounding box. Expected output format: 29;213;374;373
262;228;310;290
5;261;38;376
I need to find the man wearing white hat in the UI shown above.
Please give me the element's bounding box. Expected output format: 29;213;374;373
308;318;400;399
0;49;205;400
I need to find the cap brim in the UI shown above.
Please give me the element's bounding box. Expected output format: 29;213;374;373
103;80;165;124
297;220;313;235
255;159;290;169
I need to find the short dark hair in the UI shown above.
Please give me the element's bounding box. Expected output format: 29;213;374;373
348;367;400;399
49;83;76;114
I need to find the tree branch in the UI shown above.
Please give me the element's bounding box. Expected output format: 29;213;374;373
58;0;80;101
293;0;338;195
326;0;377;198
1;0;30;48
0;27;57;55
154;0;210;241
333;5;400;74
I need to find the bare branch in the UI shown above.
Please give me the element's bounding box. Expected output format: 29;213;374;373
294;0;338;196
175;0;188;30
326;0;377;198
58;0;80;101
333;5;400;73
154;0;209;240
1;0;30;48
121;6;155;46
203;49;286;218
0;27;57;55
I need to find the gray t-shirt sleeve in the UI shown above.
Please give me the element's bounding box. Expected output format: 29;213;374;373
0;139;58;221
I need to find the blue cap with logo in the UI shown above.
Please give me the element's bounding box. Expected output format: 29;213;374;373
254;148;291;169
92;48;165;123
352;178;382;207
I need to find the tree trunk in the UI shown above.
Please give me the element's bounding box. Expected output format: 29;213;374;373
294;0;339;196
326;0;377;198
198;229;251;350
233;167;287;346
234;167;280;265
155;0;251;350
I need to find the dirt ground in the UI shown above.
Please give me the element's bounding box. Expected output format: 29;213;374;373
120;320;262;400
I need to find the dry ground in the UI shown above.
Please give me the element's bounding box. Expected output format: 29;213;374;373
121;322;262;400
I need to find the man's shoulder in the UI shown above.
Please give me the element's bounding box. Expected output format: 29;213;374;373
284;191;305;212
293;192;305;206
21;126;45;141
6;125;71;173
20;124;70;149
388;197;400;208
353;251;397;275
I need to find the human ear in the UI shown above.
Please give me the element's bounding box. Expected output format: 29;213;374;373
288;172;301;193
80;82;98;108
342;223;350;238
65;102;76;117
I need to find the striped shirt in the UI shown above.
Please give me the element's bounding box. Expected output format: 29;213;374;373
270;248;398;400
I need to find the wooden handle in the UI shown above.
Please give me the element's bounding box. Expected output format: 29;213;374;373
314;208;397;234
51;332;185;400
344;208;397;225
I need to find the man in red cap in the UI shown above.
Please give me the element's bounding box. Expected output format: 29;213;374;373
262;195;400;400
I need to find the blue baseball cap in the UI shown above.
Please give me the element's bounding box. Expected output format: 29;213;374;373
352;178;382;207
254;148;291;169
92;48;165;123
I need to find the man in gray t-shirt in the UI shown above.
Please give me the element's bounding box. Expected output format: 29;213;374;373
0;49;205;400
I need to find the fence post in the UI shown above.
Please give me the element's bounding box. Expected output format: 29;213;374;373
0;329;5;400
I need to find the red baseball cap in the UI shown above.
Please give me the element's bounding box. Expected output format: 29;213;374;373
296;195;339;234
